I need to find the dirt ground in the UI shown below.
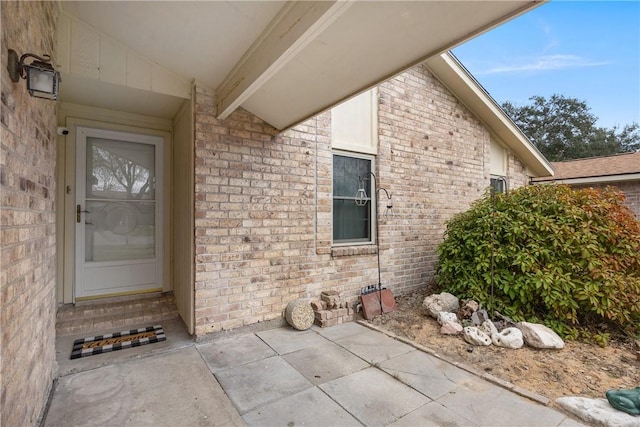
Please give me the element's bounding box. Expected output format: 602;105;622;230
366;287;639;402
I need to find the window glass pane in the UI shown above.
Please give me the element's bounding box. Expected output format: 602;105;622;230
333;199;371;241
333;153;373;243
490;177;506;194
333;155;371;197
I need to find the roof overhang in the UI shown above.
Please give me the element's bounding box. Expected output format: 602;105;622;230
230;1;545;130
58;1;544;129
424;52;554;177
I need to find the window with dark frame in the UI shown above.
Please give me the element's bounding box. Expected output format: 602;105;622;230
333;153;373;244
490;176;507;195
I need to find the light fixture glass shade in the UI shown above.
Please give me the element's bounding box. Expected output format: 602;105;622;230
25;63;59;100
354;187;368;206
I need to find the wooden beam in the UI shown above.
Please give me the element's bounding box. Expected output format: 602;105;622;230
215;1;353;122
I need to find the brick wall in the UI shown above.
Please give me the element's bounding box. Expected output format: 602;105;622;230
375;66;490;291
1;2;59;425
193;64;531;336
507;151;530;190
570;180;640;218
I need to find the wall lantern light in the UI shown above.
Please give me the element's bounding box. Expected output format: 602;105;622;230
7;49;60;100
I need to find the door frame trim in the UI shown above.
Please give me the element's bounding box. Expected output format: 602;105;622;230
62;117;172;303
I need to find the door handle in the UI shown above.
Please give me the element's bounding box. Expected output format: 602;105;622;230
76;205;90;223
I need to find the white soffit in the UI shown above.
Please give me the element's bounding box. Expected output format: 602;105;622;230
60;1;543;128
237;1;543;130
60;1;286;89
59;75;186;119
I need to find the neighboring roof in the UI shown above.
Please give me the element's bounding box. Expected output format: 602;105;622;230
533;152;640;184
424;52;554;178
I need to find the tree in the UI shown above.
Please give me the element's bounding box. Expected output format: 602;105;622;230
502;95;640;162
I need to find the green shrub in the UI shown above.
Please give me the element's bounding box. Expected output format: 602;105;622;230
436;184;640;344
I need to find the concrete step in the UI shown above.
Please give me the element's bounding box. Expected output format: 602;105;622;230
56;292;180;336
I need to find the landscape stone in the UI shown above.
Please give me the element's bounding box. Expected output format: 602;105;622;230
491;328;524;349
517;321;565;349
457;299;479;319
556;396;640;427
471;308;489;326
423;292;459;318
480;319;498;336
440;320;463;335
463;326;491;346
437;311;458;325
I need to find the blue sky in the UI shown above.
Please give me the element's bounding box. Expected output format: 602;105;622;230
452;0;640;129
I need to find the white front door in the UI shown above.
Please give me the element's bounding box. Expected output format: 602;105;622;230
75;127;163;299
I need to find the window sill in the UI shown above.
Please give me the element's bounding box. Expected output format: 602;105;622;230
331;245;378;258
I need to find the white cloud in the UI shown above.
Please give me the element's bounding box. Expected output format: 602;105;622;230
477;54;610;75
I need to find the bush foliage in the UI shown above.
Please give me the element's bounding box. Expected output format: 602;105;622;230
436;184;640;344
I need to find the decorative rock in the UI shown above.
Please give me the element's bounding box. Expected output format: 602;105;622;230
423;292;459;318
491;328;524;349
458;299;479;319
493;319;516;332
463;326;491;346
480;319;498;336
285;300;314;330
606;387;640;416
440;320;463;335
517;322;565;349
556;397;639;427
471;308;489;326
437;311;458;325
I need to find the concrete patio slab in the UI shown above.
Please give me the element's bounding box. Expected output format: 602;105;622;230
197;332;276;372
558;417;593;427
47;322;589;427
242;387;362;427
283;340;370;385
314;321;366;340
436;378;566;427
45;347;243;427
332;326;414;364
55;318;193;377
214;355;312;414
378;349;476;400
319;367;430;426
256;327;331;355
388;401;475;427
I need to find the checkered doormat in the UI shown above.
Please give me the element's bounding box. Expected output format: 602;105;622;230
70;325;166;359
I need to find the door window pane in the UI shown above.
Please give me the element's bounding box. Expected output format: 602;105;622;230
87;137;155;200
84;137;157;262
85;201;155;262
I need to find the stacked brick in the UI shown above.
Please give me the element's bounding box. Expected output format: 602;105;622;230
1;2;60;425
311;291;354;328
